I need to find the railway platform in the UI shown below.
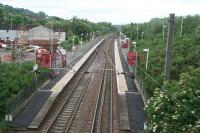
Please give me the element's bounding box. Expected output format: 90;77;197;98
114;39;146;132
11;39;104;129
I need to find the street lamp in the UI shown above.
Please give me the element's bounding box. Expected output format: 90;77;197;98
93;32;95;40
180;17;185;37
89;32;92;41
143;49;149;71
70;20;73;33
132;41;137;76
141;31;144;39
130;22;133;40
196;26;200;35
81;33;84;48
72;36;76;51
163;25;167;38
137;26;139;40
10;18;13;30
132;41;136;50
72;18;75;36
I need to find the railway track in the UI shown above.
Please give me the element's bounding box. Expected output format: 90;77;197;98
44;40;107;133
43;36;111;132
91;35;121;133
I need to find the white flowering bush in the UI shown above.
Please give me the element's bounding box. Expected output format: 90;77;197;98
145;67;200;132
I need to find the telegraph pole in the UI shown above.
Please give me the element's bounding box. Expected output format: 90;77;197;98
164;14;175;82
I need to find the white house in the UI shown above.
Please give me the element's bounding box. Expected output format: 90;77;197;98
0;30;18;41
28;25;53;40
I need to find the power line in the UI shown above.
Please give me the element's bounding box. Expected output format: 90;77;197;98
127;53;200;120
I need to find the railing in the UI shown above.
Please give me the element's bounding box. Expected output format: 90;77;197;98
6;71;50;115
135;74;148;104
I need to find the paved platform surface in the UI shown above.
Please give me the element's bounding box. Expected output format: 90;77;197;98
12;38;102;129
118;39;146;131
12;91;52;129
114;40;130;131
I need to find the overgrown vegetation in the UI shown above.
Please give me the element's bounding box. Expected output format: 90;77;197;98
122;15;200;132
0;62;49;121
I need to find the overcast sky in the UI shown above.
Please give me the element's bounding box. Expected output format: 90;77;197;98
0;0;200;24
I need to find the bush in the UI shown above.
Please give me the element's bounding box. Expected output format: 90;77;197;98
0;62;49;120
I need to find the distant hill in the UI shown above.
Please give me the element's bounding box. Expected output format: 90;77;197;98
0;3;116;32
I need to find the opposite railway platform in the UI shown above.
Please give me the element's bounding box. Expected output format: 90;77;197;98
115;38;146;132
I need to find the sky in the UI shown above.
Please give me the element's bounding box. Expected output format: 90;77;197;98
0;0;200;24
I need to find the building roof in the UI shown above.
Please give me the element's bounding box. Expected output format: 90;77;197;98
0;24;64;32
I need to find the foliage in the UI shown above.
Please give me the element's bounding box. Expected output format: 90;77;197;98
122;15;200;132
145;68;200;132
0;62;49;120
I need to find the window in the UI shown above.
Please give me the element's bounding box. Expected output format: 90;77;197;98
7;37;9;40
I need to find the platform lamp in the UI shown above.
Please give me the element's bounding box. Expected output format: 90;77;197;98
196;26;200;35
132;41;137;77
10;18;13;30
72;36;76;51
180;16;185;37
163;25;167;38
143;49;149;71
141;31;144;39
81;33;84;48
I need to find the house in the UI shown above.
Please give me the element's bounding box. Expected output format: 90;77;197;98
0;30;18;41
27;25;65;50
0;25;66;50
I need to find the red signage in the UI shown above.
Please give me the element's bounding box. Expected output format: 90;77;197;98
127;51;136;66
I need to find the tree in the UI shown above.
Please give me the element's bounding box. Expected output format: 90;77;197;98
37;11;46;18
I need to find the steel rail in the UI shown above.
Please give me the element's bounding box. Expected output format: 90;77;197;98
63;48;104;132
44;42;102;133
90;38;112;133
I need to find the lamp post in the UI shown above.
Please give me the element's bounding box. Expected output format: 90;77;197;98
72;36;76;51
132;41;136;50
93;32;95;40
10;18;13;30
72;17;75;36
90;32;92;41
143;49;149;71
70;20;73;33
196;26;200;35
81;33;84;48
142;31;144;39
163;25;167;38
132;41;137;76
130;22;133;40
87;33;89;42
180;17;184;37
137;26;139;40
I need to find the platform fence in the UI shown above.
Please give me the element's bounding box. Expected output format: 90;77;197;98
135;74;148;104
6;71;50;116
